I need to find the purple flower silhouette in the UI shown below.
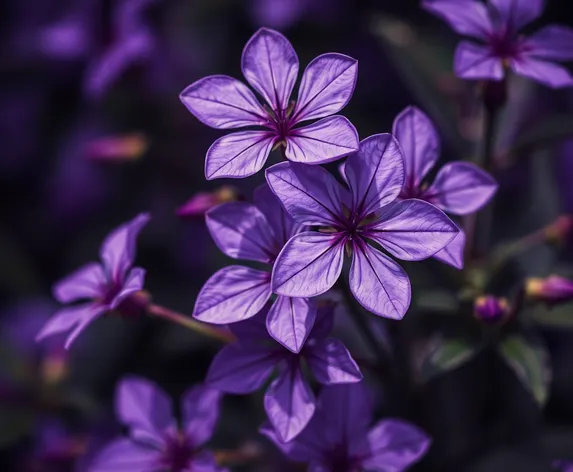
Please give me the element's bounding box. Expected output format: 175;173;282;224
180;27;359;180
266;134;459;319
423;0;573;88
262;383;431;471
194;184;316;354
206;303;362;442
88;377;226;472
392;106;498;269
36;213;150;349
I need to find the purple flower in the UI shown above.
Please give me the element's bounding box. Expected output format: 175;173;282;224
206;303;362;442
554;460;573;472
392;106;498;269
261;383;431;472
194;184;316;354
266;134;459;319
526;275;573;306
177;186;240;218
35;213;150;349
88;377;227;472
473;295;509;324
179;27;359;180
423;0;573;88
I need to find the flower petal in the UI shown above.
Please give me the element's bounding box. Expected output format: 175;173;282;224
272;232;345;298
182;385;222;446
205;131;276;180
309;301;336;340
433;229;466;269
392;106;440;191
188;452;229;472
229;307;271;340
344;134;405;216
88;438;161;472
306;338;362;385
349;243;411;319
361;420;431;472
100;212;150;283
454;41;504;81
266;296;317;353
206;202;278;263
206;343;277;394
489;0;543;31
524;26;573;61
259;423;321;462
285;116;359;164
111;267;146;309
179;75;267;129
264;365;315;442
265;162;348;226
241;28;298;111
424;161;498;215
367;200;459;261
193;266;271;324
292;53;358;122
510;56;573;89
422;0;493;40
53;262;106;304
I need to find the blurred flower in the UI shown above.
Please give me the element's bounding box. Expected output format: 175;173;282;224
554;459;573;472
84;133;149;162
206;302;362;443
526;275;573;306
36;213;150;349
423;0;573;88
473;295;509;324
261;383;430;471
88;377;226;472
249;0;307;29
177;186;240;218
180;27;359;179
266;135;458;319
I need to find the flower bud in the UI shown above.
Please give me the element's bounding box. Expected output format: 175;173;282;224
526;275;573;306
544;215;573;245
177;186;239;217
473;295;509;324
85;133;148;162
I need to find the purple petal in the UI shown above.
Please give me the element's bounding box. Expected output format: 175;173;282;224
229;307;271;340
116;376;173;446
110;267;146;309
188;453;229;472
182;385;222;446
259;423;321;462
52;262;106;304
241;28;298;111
264;365;316;442
361;419;431;472
367;200;459;261
87;438;161;472
454;41;504;81
424;161;498;215
489;0;543;31
266;296;317;353
179;75;267;129
205;130;276;180
292;53;358;122
206;202;278;263
310;302;336;340
344;134;405;216
433;229;466;269
265;162;348;226
206;343;276;394
285;116;359;164
524;26;573;61
306;338;362;385
392;106;440;191
422;0;493;39
193;266;271;324
272;232;345;297
349;243;411;319
100;213;150;283
510;56;573;89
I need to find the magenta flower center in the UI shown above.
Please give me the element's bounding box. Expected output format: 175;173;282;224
160;431;195;472
487;30;531;61
324;446;361;472
262;102;296;143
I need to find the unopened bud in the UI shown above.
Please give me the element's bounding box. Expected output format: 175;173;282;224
177;186;239;218
526;275;573;306
545;215;573;244
85;133;148;162
473;295;509;324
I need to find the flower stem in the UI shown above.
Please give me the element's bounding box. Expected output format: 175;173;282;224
146;304;235;343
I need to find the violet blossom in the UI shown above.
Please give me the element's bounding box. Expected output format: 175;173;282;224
261;383;430;472
35;213;150;349
423;0;573;88
180;27;359;180
194;184;316;354
206;302;362;443
88;377;227;472
392;106;498;269
266;133;459;320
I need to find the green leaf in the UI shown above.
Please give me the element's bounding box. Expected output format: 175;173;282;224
418;338;478;383
528;303;573;328
498;335;551;406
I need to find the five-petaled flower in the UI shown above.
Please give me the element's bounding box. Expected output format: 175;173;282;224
35;213;150;349
206;302;362;443
423;0;573;88
392;106;498;269
194;184;317;353
262;383;431;472
88;377;227;472
180;27;359;180
266;134;459;320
